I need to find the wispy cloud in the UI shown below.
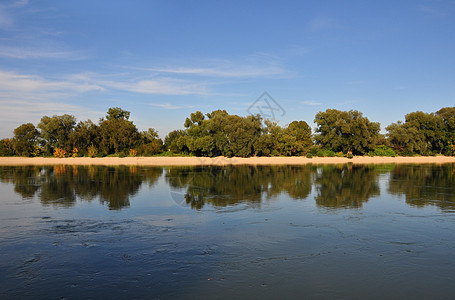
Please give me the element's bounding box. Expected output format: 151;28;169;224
0;46;86;60
0;7;13;28
137;65;286;78
9;0;29;8
0;71;104;97
306;17;340;33
102;77;210;95
419;5;449;17
0;0;29;29
150;103;196;110
0;99;103;138
302;101;322;106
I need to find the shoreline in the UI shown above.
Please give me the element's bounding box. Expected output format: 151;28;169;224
1;156;455;166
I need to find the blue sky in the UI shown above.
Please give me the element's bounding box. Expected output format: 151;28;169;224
0;0;454;138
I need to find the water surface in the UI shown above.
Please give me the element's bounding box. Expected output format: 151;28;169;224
1;164;455;299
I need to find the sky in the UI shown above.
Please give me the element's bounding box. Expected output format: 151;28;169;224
0;0;454;139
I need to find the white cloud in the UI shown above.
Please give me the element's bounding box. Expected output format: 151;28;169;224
0;70;106;137
150;103;196;110
137;65;286;78
9;0;29;8
306;17;340;33
0;7;13;28
0;71;104;96
100;77;210;95
0;99;104;138
302;101;322;106
0;46;86;60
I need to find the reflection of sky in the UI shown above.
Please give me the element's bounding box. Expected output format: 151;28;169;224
2;166;455;298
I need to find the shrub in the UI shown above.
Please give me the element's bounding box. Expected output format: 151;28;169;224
53;148;68;158
129;149;138;157
316;149;336;157
87;145;98;158
306;153;313;158
367;145;396;157
72;147;79;158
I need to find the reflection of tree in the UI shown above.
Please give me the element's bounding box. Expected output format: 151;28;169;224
165;165;313;209
0;166;163;210
0;166;42;198
314;165;380;208
388;164;455;210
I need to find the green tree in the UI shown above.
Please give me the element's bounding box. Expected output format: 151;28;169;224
12;123;39;156
0;138;15;156
283;121;313;156
38;114;76;155
98;108;141;155
69;120;100;156
436;107;455;155
314;109;380;155
106;107;131;121
386;111;446;155
164;130;189;154
136;128;164;156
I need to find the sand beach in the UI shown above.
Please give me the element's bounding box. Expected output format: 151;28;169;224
1;156;454;166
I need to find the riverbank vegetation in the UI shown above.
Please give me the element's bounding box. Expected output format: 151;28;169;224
0;107;454;158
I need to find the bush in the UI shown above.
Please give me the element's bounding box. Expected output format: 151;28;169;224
347;152;354;159
306;153;313;158
71;147;79;158
316;149;336;157
129;149;138;157
87;145;98;158
53;148;68;158
367;145;396;157
309;147;319;156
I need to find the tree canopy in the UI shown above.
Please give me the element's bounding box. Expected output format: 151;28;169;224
1;106;454;157
314;109;381;155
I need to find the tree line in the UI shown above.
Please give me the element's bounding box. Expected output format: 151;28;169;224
0;106;454;157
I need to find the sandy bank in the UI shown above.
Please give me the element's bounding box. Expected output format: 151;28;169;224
1;156;455;166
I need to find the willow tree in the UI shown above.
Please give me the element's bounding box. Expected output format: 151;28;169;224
386;110;447;155
38;114;76;155
314;109;380;155
12;123;39;156
98;108;141;155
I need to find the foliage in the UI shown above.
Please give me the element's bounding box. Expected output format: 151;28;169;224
172;110;312;157
181;110;263;157
367;145;396;157
87;144;98;158
164;130;189;154
386;110;449;155
129;149;137;157
314;109;380;155
0;138;14;156
53;148;68;158
98;113;141;155
12;123;39;157
106;107;130;121
3;106;455;158
136;128;163;156
315;149;336;157
72;147;79;158
70;120;99;156
38;114;76;155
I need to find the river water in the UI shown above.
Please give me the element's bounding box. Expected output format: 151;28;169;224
1;164;455;299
